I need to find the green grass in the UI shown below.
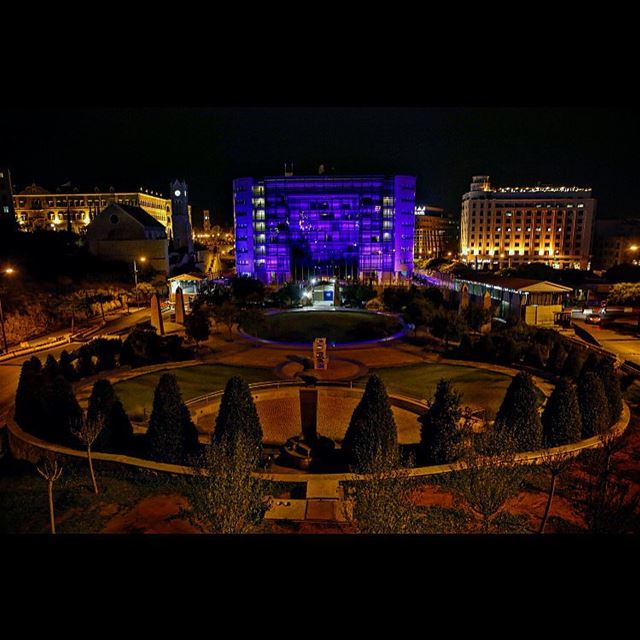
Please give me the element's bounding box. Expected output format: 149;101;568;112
113;364;276;419
372;363;513;413
253;311;401;344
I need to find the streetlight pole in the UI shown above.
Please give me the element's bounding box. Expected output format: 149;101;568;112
0;295;8;354
132;256;146;305
1;267;16;354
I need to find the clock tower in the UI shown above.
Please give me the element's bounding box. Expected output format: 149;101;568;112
170;178;194;254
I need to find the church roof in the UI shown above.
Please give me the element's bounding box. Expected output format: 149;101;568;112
109;203;165;230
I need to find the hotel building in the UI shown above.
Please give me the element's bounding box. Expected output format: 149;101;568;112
234;173;416;284
460;176;596;270
414;205;459;261
592;218;640;270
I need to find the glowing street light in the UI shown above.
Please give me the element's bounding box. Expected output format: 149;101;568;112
1;266;17;353
133;256;147;287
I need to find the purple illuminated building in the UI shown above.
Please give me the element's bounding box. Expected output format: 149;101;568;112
234;173;416;284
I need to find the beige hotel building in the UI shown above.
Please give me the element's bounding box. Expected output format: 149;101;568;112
460;176;596;270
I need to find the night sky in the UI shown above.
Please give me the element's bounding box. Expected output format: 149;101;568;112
1;107;637;226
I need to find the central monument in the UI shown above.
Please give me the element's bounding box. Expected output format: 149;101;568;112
280;382;336;471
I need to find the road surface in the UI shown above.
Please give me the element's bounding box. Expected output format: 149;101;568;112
0;308;155;418
573;319;640;366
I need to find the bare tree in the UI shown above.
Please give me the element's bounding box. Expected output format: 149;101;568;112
444;431;525;532
343;448;423;534
71;412;105;495
36;455;64;534
538;450;575;534
579;444;640;533
186;432;270;533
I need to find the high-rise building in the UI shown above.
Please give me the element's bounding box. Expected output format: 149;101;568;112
592;218;640;269
233;173;416;284
170;179;193;254
460;176;596;270
414;205;459;261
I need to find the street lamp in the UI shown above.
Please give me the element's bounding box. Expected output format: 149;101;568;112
133;256;147;287
0;267;16;354
133;257;147;307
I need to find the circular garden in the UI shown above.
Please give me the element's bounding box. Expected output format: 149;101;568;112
243;309;405;344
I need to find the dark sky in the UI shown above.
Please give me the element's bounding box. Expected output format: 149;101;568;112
1;107;637;225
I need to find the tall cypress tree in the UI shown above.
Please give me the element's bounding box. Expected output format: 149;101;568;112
146;373;199;464
42;354;59;381
419;379;467;465
541;377;582;447
493;371;543;452
87;379;133;452
213;376;263;453
561;347;585;380
14;357;47;436
58;350;76;381
546;340;568;374
594;359;623;427
76;345;95;378
342;374;398;472
579;351;603;380
578;372;610;438
46;375;83;446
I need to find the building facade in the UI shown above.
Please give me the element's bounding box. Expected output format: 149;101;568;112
234;174;416;284
424;270;572;327
414;205;459;261
460;176;596;270
85;203;169;273
0;168;16;223
592;218;640;270
11;180;192;242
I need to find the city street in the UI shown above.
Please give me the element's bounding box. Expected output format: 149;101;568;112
0;307;155;419
573;318;640;366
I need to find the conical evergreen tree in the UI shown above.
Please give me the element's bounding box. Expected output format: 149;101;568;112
342;374;398;472
579;351;603;380
525;343;546;370
561;347;585;379
14;357;47;436
42;354;59;382
476;334;496;362
541;377;582;446
498;337;520;365
546;340;568;374
46;375;83;445
493;371;543;452
87;379;133;452
419;378;467;464
594;358;623;427
456;333;474;359
76;345;95;378
146;373;199;463
213;376;263;453
58;350;76;381
578;372;610;438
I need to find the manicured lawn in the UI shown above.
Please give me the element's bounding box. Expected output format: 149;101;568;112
113;364;276;419
253;311;401;344
372;363;513;414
